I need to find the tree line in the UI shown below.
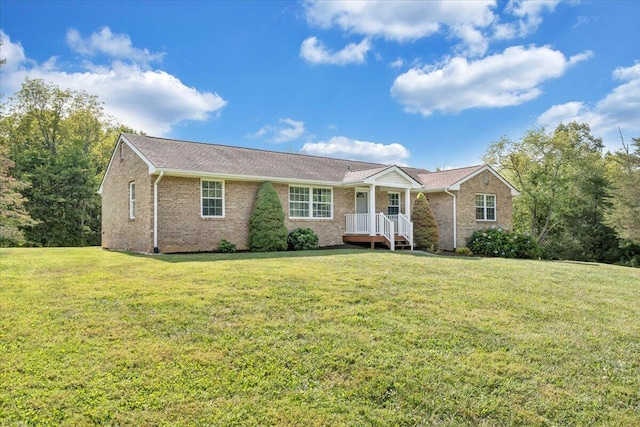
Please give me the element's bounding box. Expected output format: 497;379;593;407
0;78;136;247
1;78;639;266
484;122;640;266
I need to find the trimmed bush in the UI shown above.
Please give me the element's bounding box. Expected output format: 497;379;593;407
249;182;288;252
287;228;319;251
455;247;473;255
218;239;236;253
412;192;439;252
467;227;541;259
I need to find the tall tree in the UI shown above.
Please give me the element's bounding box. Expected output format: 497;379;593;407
606;136;640;243
0;78;129;246
484;122;618;261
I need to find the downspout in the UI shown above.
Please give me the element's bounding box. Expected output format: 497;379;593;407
444;188;457;250
153;171;164;253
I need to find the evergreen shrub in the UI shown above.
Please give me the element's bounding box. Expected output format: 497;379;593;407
287;228;319;251
249;182;288;252
412;192;439;252
218;239;236;253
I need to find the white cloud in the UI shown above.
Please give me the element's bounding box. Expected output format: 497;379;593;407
66;27;165;65
537;62;640;146
496;0;560;39
248;118;305;143
302;136;410;165
303;0;566;58
0;29;225;136
0;30;28;72
391;45;592;116
390;58;404;69
300;36;371;65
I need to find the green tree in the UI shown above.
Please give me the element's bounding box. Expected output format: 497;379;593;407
606;137;640;243
249;182;288;252
0;78;127;246
0;149;38;245
484;122;618;261
412;192;439;251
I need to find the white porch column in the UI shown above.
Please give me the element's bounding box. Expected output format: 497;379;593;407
369;184;376;235
404;188;411;217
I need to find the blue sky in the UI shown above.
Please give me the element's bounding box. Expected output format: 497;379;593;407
1;0;639;170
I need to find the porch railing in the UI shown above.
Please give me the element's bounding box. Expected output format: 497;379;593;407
346;212;409;251
345;213;371;234
377;213;395;251
397;213;414;251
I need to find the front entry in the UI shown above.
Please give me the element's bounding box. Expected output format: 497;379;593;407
356;191;368;214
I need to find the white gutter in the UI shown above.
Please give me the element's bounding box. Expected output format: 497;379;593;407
153;171;164;253
444;188;457;249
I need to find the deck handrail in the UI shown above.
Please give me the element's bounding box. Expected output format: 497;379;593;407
377;213;395;251
398;213;414;250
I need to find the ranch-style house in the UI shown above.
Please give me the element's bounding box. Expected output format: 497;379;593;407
99;134;519;253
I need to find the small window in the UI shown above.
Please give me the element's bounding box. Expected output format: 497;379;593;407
388;192;400;216
476;194;496;221
201;180;224;217
289;186;332;219
129;182;136;219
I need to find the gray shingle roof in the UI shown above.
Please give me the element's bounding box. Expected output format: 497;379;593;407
121;133;488;190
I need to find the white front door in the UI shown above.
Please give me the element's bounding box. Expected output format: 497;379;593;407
355;191;369;233
356;191;368;214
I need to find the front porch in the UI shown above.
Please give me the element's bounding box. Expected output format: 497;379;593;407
343;213;413;251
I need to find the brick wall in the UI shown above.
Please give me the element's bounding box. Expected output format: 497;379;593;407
101;141;154;253
456;172;513;249
156;179;353;252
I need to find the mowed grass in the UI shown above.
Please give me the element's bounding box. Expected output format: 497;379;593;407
1;248;639;426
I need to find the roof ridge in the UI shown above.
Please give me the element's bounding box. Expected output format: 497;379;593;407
122;133;391;169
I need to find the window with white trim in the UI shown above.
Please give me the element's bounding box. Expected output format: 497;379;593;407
129;182;135;219
201;180;224;217
476;194;496;221
388;192;400;216
289;186;332;219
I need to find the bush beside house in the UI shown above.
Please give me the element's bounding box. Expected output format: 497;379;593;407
249;182;288;252
413;192;439;252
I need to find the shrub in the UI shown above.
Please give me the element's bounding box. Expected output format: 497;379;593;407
412;192;439;252
467;226;541;259
249;182;288;252
218;239;236;253
287;228;319;251
455;247;473;255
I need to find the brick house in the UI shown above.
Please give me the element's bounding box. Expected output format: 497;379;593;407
98;134;519;253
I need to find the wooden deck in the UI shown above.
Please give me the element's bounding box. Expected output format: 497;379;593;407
343;234;411;250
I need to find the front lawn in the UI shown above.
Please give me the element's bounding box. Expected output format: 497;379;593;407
1;248;639;425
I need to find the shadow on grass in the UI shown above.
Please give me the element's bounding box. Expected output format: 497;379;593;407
115;246;475;263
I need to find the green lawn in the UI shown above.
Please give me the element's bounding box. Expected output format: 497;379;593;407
1;248;639;426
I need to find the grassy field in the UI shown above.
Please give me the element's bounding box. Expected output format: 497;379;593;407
1;247;639;426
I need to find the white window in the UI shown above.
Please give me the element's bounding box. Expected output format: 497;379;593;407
388;192;400;216
129;182;136;219
289;186;332;219
476;194;496;221
201;180;224;217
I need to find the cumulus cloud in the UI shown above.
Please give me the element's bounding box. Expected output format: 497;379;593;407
0;29;225;136
391;45;592;116
66;27;165;65
300;36;371;65
248;118;305;143
537;62;640;144
302;136;410;165
303;0;565;59
494;0;560;40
